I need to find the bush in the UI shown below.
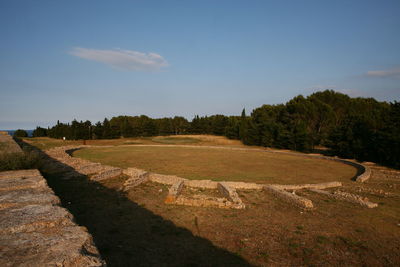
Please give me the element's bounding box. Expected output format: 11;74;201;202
0;151;42;171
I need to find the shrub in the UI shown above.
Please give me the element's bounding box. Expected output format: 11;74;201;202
0;151;42;171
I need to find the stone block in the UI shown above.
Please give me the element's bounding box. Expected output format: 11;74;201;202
0;189;60;209
0;226;106;267
0;204;74;234
0;171;48;192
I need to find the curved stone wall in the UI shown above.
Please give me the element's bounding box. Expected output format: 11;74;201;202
53;145;376;210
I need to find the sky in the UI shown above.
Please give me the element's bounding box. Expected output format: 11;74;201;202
0;0;399;130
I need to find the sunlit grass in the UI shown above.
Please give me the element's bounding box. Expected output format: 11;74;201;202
74;146;357;184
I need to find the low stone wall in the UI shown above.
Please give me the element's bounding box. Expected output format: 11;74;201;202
218;182;245;209
174;194;241;209
148;173;185;185
310;189;378;208
184;179;218;189
148;174;264;190
91;166;122;181
271;181;342;191
354;165;371;183
45;146;122;181
223;181;263;190
264;185;314;209
76;162;103;175
0;131;23;154
0;169;105;266
122;168;149;191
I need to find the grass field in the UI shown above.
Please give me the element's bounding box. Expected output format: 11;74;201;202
151;136;200;144
22;135;241;150
73;146;357;184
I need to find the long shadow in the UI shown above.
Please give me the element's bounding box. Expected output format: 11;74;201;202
21;141;253;267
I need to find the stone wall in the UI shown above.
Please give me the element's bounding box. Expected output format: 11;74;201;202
264;185;314;209
45;146;122;181
0;169;105;266
310;188;378;208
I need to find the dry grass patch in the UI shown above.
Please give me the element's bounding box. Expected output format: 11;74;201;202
73;146;357;184
23;137;82;150
23;135;245;150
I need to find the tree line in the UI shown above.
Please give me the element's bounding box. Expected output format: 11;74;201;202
29;90;399;168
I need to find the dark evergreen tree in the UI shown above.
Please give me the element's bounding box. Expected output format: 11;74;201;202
32;127;47;137
102;118;112;139
13;129;28;138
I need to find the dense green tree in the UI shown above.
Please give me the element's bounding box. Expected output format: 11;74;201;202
225;116;240;139
120;117;133;137
171;116;189;135
102;118;112;139
92;121;103;139
32;127;47;137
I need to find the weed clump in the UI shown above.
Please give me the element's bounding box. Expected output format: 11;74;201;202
0;150;42;171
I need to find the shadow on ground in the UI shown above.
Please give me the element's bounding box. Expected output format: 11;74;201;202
21;141;253;267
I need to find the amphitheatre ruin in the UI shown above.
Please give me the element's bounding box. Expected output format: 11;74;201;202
1;132;399;266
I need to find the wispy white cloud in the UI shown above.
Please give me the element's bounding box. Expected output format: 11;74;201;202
69;47;168;71
366;67;400;78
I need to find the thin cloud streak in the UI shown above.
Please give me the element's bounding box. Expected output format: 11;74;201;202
69;47;169;71
366;67;400;78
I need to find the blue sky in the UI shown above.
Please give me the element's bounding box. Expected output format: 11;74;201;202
1;0;399;129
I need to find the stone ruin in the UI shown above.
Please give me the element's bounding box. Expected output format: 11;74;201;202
42;145;378;210
0;133;386;266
